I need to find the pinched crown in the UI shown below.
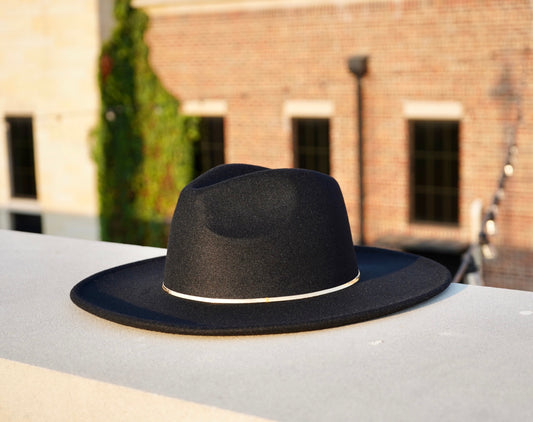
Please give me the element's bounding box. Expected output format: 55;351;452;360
162;164;358;303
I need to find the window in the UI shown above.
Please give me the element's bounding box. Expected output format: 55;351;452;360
6;116;42;234
6;117;37;198
11;212;42;234
410;120;459;224
293;118;330;175
193;117;225;177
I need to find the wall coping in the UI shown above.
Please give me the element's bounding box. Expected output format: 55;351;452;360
1;230;532;420
134;0;386;15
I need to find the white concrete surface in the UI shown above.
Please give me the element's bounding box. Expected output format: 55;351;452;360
1;230;532;421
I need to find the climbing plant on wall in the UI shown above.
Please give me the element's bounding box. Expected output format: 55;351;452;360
93;0;198;246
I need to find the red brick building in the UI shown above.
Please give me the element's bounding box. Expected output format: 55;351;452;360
134;0;533;290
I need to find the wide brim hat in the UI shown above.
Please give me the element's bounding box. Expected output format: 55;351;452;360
71;164;451;336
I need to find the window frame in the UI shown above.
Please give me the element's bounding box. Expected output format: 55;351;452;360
6;116;38;199
409;119;460;226
10;211;42;234
193;116;225;177
292;117;331;175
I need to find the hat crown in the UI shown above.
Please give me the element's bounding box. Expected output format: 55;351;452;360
163;164;358;302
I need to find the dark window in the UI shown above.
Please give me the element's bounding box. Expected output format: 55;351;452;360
193;117;225;177
410;120;459;224
6;117;37;198
293;118;330;174
11;212;42;233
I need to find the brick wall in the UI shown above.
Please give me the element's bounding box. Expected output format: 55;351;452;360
140;0;533;290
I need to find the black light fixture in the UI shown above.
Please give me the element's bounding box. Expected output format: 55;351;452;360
348;55;368;79
348;55;368;245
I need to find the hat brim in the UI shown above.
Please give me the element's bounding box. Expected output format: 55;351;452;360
70;246;451;336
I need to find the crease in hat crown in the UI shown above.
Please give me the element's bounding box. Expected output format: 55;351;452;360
162;164;360;304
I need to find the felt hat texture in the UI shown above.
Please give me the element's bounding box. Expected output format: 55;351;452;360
71;164;451;335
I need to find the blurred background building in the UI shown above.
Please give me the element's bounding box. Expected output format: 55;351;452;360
0;0;113;240
2;0;532;290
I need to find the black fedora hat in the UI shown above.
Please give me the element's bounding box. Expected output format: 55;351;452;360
71;164;451;335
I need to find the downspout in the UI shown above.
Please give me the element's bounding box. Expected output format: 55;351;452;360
348;55;368;245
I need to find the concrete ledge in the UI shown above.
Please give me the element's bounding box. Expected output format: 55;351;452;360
0;358;268;422
0;204;99;240
1;230;532;420
182;99;228;116
134;0;385;15
403;100;464;120
283;99;334;118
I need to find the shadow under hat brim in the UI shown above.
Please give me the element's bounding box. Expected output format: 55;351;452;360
70;246;451;336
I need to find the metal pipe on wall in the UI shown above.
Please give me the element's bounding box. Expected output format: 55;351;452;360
348;55;368;245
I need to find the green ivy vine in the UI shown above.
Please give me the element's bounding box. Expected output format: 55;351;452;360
93;0;198;247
